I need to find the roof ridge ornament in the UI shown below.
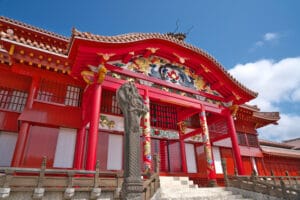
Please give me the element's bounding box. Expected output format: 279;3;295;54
166;32;186;41
166;19;193;41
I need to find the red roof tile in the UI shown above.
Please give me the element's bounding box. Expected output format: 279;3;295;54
261;145;300;158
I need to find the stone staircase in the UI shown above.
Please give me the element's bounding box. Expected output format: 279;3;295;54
159;176;253;200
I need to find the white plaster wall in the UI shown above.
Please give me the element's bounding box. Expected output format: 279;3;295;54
252;157;258;173
107;134;123;170
0;131;17;166
185;143;197;173
53;128;76;168
212;146;223;174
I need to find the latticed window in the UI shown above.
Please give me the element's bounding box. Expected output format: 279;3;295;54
237;132;247;146
36;79;82;107
101;89;122;115
150;102;178;130
0;86;28;112
247;134;259;147
65;85;82;107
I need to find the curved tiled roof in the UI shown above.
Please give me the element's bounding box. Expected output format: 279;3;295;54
71;29;258;98
0;16;258;99
253;111;280;121
0;31;67;55
259;139;293;149
261;145;300;158
0;16;69;41
240;104;260;111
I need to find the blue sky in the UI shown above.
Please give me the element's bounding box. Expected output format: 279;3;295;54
1;0;300;141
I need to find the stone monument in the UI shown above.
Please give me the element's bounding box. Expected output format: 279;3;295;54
116;81;148;200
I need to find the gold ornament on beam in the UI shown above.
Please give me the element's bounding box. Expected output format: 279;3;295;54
232;92;241;101
194;77;207;90
200;64;211;73
146;47;159;54
81;64;107;85
97;53;115;61
229;104;239;119
173;53;189;64
9;44;15;55
177;121;187;134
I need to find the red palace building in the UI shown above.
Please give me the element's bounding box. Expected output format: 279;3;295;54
0;16;299;185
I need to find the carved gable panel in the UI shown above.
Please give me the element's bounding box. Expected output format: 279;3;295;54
109;55;223;98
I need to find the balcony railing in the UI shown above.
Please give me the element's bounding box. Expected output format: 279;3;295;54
0;155;161;200
222;159;300;200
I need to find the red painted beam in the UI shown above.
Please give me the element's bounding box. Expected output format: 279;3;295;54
122;52;134;63
211;133;230;143
178;108;201;122
101;75;223;115
211;81;223;90
207;114;224;125
181;128;202;140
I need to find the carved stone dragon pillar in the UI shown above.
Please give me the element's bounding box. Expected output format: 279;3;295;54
117;81;148;200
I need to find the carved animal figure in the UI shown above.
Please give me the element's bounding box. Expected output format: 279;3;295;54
116;81;148;200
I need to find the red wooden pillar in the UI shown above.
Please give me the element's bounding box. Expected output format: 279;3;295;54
179;137;187;173
199;105;217;186
142;89;152;172
85;84;102;170
11;77;39;167
177;121;187;173
227;111;245;175
73;126;86;169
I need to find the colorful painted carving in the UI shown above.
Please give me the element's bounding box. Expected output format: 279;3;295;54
199;110;217;182
99;115;115;129
150;128;179;139
109;55;222;97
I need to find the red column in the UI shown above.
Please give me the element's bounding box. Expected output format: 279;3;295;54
11;77;39;167
85;84;102;170
178;121;187;173
227;111;245;175
142;89;152;172
73;126;86;169
179;138;187;173
199;106;217;186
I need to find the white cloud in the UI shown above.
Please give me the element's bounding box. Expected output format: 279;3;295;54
229;57;300;111
291;89;300;101
229;57;300;141
255;41;264;47
258;114;300;141
263;32;279;41
251;32;280;51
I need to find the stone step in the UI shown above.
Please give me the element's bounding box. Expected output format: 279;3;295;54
159;176;252;199
161;197;253;200
160;195;252;200
161;191;234;198
160;176;190;181
161;189;232;195
160;182;195;188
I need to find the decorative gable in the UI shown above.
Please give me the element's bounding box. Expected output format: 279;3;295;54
109;55;223;98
